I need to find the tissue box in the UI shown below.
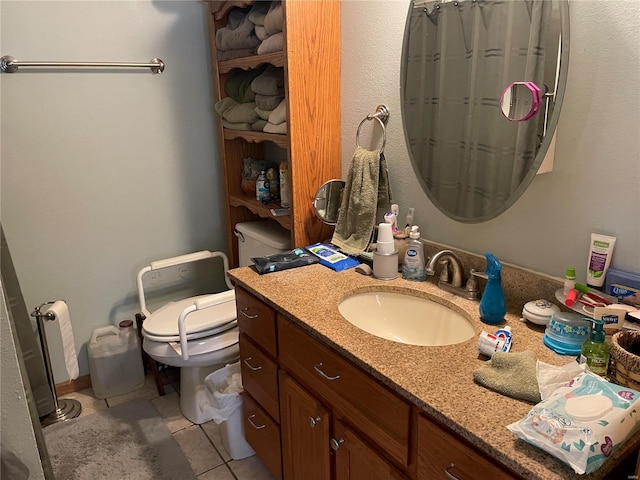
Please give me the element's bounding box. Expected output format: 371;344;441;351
605;268;640;306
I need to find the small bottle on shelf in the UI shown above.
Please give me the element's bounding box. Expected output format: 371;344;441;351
563;267;576;296
256;170;270;203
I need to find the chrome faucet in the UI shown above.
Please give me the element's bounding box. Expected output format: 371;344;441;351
425;250;480;301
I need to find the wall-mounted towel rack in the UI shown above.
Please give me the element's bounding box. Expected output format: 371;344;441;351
0;55;164;74
356;104;389;153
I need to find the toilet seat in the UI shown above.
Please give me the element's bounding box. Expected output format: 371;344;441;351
141;289;240;367
142;290;237;342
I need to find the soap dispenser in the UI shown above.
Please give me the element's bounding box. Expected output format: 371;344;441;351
402;226;426;281
580;319;610;376
479;253;506;325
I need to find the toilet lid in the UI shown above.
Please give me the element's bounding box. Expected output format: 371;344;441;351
143;290;237;339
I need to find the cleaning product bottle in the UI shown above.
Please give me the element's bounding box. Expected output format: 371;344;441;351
579;319;611;376
479;253;506;325
402;226;426;281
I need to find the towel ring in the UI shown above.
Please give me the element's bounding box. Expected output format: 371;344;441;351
356;105;389;153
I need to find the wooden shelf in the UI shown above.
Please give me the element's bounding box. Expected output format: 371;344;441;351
218;52;285;74
223;129;288;149
229;194;291;230
207;0;340;267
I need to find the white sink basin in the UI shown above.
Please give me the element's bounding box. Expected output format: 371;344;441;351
338;291;475;346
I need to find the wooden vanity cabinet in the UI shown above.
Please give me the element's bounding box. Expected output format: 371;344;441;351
235;286;527;480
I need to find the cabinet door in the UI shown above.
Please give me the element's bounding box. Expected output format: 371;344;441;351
417;414;519;480
333;419;408;480
280;372;331;480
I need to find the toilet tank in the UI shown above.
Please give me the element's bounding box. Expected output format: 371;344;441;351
234;220;291;267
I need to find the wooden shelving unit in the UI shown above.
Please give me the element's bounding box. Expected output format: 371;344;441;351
206;0;341;267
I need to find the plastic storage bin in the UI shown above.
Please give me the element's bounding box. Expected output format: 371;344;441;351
88;321;145;399
204;362;255;460
234;220;291;267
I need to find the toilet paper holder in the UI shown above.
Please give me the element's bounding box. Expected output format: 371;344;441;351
30;300;82;426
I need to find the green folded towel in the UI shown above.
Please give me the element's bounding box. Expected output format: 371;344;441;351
473;350;541;404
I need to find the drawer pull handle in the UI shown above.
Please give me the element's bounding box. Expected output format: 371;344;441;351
313;362;340;381
309;416;321;428
240;307;259;319
444;463;460;480
330;438;344;451
243;357;262;371
247;414;266;430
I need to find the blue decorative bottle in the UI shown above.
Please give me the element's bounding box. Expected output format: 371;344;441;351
479;253;506;325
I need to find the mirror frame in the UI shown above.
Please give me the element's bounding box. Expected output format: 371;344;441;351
400;0;570;223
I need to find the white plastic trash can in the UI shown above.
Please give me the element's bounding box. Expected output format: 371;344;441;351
234;220;290;267
204;362;255;460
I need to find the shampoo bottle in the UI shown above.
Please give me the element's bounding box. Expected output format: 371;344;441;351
402;226;426;281
479;253;506;325
580;319;610;376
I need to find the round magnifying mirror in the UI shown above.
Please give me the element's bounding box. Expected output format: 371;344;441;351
500;82;543;122
313;179;345;225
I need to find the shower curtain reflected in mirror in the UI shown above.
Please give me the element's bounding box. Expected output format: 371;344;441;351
403;0;552;221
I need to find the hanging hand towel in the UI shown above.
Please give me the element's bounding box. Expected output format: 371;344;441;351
331;147;392;255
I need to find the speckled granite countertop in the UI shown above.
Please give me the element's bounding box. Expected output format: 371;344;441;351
228;264;640;480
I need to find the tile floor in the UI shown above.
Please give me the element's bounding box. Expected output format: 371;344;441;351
57;374;275;480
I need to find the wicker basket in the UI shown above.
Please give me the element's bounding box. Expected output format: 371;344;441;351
611;330;640;391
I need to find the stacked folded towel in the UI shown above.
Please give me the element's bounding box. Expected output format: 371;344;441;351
214;3;288;134
215;63;288;134
216;2;284;60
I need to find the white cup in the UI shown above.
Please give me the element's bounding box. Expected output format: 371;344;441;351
377;223;394;243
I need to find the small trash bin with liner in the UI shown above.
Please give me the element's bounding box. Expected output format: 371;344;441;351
203;361;255;460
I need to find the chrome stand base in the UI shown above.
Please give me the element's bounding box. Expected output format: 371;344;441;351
40;399;82;427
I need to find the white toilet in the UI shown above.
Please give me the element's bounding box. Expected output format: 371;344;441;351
137;221;290;424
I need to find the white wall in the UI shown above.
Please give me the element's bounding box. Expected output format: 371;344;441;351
341;0;640;279
1;1;225;381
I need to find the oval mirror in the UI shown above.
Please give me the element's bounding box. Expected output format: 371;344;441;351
401;0;569;222
313;179;345;225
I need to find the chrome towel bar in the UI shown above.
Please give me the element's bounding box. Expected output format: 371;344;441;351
1;55;164;74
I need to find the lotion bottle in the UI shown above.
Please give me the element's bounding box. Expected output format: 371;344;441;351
479;253;506;325
402;226;426;281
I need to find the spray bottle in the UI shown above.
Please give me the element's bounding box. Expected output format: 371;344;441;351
479;253;506;325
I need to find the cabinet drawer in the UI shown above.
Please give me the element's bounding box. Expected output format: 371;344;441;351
417;414;518;480
240;333;279;422
278;316;411;468
243;392;283;480
235;286;277;357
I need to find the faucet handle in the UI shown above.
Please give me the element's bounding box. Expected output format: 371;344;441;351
466;269;485;294
439;260;451;283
